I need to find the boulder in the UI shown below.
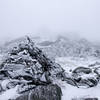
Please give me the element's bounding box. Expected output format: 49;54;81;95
77;77;98;87
29;84;62;100
94;67;100;76
72;67;92;74
10;84;62;100
72;67;99;87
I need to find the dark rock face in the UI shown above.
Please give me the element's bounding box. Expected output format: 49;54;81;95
29;84;62;100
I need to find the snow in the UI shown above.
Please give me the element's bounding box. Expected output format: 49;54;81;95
62;82;100;100
56;57;100;100
0;56;100;100
0;54;3;64
1;79;10;90
81;73;97;79
0;85;19;100
55;57;100;73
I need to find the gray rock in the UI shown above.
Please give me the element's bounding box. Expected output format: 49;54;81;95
94;67;100;76
10;84;62;100
3;64;25;71
29;84;62;100
6;81;18;89
77;77;98;87
72;67;92;74
72;67;99;88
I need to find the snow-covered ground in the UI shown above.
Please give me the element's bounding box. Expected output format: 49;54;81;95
0;56;100;100
62;82;100;100
56;57;100;73
0;85;19;100
56;57;100;100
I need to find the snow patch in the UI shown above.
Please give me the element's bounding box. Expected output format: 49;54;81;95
62;81;100;100
0;85;19;100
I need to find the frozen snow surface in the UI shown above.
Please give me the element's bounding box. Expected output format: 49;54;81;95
0;85;19;100
56;57;100;72
56;57;100;100
1;36;100;100
62;81;100;100
0;57;99;100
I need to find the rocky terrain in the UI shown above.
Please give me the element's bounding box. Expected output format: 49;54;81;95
0;36;100;100
0;36;64;100
40;36;100;59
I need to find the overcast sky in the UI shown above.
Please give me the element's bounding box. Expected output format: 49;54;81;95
0;0;100;44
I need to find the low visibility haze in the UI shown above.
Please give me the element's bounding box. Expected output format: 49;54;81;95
0;0;100;44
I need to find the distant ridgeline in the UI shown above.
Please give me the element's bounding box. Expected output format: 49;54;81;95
41;36;100;58
1;35;100;59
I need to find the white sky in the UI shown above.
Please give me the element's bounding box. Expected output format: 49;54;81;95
0;0;100;44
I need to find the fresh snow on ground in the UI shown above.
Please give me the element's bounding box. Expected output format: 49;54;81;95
1;80;10;90
56;57;100;100
0;85;19;100
62;81;100;100
56;57;100;73
0;56;100;100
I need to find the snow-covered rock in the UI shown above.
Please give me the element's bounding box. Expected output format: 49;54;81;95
0;36;64;100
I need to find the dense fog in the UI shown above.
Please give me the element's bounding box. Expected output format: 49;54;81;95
0;0;100;44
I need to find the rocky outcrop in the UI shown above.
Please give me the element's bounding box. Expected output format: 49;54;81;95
29;84;62;100
1;36;100;100
0;36;63;100
72;67;99;88
72;67;92;74
94;67;100;76
9;84;62;100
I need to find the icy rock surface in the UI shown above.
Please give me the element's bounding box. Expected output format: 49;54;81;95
1;36;100;100
0;37;63;100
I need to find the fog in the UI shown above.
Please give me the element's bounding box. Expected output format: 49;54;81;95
0;0;100;44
